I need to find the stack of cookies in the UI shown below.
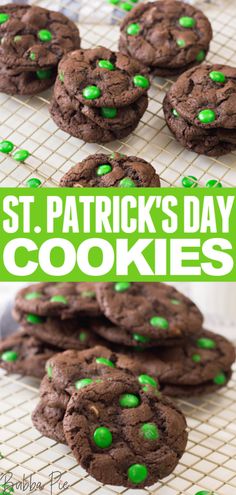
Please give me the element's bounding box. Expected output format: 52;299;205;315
50;46;150;143
0;3;80;95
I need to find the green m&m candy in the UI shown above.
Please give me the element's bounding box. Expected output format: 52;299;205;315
192;353;201;363
13;149;30;162
172;108;180;118
0;484;14;495
29;52;36;61
195;491;214;495
114;282;131;292
119;177;136;187
0;140;14;154
177;38;186;48
127;23;140;36
206;179;222;188
182;175;198;188
196;50;205;62
197;109;216;124
133;74;149;89
101;107;117;118
0;13;10;24
1;350;18;362
96;357;115;368
36;69;52;80
26;314;44;324
133;333;150;344
197;337;216;349
150;316;168;329
138;374;157;388
97;164;112;176
47;365;53;379
140;423;159;441
25;291;42;300
75;378;93;390
83;85;101;100
213;371;227;385
120;3;133;11
38;29;52;42
209;71;226;83
50;295;67;304
98;60;115;70
26;178;41;188
119;393;140;408
93;426;113;448
79;331;87;342
128;464;148;484
179;16;196;28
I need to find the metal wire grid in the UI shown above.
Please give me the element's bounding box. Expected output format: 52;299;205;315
0;0;236;188
0;359;235;495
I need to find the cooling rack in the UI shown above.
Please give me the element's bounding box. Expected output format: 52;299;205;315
0;360;235;495
1;0;236;188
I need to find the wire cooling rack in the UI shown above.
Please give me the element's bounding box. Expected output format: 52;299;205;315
1;0;236;187
0;360;235;495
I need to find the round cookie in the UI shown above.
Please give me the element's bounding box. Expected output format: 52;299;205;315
60;153;160;188
50;79;147;143
32;401;66;444
96;282;203;342
0;66;56;95
63;373;188;487
14;282;101;319
57;46;150;108
128;329;236;396
164;64;236;156
119;1;212;76
0;4;80;72
0;330;59;379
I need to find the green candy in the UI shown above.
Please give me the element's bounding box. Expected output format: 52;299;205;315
128;464;148;484
114;282;131;292
75;378;93;390
133;74;149;89
179;16;196;28
0;140;14;154
133;333;150;344
172;108;180;118
38;29;52;42
0;484;14;495
1;350;18;362
195;491;214;495
25;291;42;300
79;332;87;342
140;423;159;441
36;69;52;80
93;426;113;448
119;393;140;408
59;71;64;82
96;357;115;368
81;290;96;298
13;149;30;162
101;107;117;118
177;38;186;48
107;0;119;4
127;23;140;36
83;85;101;100
26;313;44;324
206;179;222;188
26;178;41;188
192;353;201;363
98;60;115;70
97;164;112;176
29;52;36;61
196;50;205;62
197;109;216;124
50;295;67;304
150;316;168;329
213;372;226;385
182;175;198;188
47;365;52;379
171;298;181;305
209;70;226;83
197;337;216;350
119;177;136;187
138;374;157;388
120;3;133;11
0;13;9;24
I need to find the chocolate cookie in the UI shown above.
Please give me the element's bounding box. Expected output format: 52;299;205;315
119;1;212;77
32;346;141;443
0;66;56;95
129;329;236;396
60;152;160;188
14;282;101;319
57;46;150;108
50;79;148;143
164;64;236;156
63;374;188;487
0;330;59;378
96;282;203;342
